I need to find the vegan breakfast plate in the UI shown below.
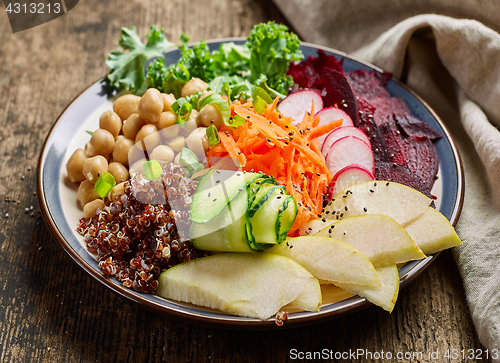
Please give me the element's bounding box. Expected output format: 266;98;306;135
37;24;464;328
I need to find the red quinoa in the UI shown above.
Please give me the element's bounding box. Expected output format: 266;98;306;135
77;163;203;294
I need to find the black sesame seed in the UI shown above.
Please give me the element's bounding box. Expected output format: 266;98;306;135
363;207;368;212
369;189;374;193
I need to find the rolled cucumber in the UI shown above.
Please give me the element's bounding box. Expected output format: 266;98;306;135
189;169;297;252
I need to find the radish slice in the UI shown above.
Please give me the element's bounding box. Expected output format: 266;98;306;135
325;136;375;177
278;90;323;124
314;107;354;150
327;164;375;199
321;126;371;155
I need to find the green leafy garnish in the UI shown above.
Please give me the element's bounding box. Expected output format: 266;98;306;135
94;172;116;198
199;94;232;127
246;22;302;95
179;148;204;177
206;125;220;146
143;160;163;180
106;26;174;92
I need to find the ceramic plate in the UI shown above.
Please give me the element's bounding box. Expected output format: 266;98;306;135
37;39;464;329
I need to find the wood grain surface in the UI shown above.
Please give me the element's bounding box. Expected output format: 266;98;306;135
0;0;483;362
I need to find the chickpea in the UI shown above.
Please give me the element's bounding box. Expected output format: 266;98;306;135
113;94;141;121
135;124;160;152
122;114;145;140
82;155;108;184
186;127;209;157
66;148;88;183
108;162;129;183
99;110;122;138
129;158;147;176
150;145;175;164
112;137;134;166
128;145;148;169
166;135;185;153
157;111;177;130
77;180;100;207
161;93;176;112
196;104;224;128
181;110;199;135
173;152;181;166
108;182;126;202
83;199;105;218
197;89;213;109
181;78;208;97
89;129;115;155
138;88;163;124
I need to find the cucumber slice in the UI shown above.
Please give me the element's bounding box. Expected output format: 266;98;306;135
249;188;290;244
191;170;260;223
247;176;278;207
248;185;286;217
190;191;254;252
277;196;298;241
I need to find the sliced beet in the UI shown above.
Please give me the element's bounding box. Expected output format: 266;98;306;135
314;68;357;122
369;96;410;127
287;60;318;89
347;69;392;99
400;136;439;190
394;114;443;141
374;162;432;198
356;98;392;163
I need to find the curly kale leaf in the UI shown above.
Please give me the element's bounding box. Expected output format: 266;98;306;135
106;26;174;92
245;22;302;94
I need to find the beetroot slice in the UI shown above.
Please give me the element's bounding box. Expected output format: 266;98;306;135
394;114;443;141
400;136;439;190
374;162;432;198
347;69;392;100
287;61;318;89
312;67;357;123
355;98;392;163
369;96;410;127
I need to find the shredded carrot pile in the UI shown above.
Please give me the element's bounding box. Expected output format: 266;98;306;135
205;97;342;234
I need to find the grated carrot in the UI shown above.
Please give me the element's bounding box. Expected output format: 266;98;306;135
205;97;340;234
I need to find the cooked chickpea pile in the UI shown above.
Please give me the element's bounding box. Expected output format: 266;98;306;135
66;78;224;218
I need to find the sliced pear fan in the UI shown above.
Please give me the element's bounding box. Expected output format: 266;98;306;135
266;236;380;287
314;214;426;267
157;253;321;320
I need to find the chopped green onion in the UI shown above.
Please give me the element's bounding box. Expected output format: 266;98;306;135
86;130;93;136
174;63;190;83
143;160;163;180
231;115;247;127
94;172;116;198
252;86;273;104
171;98;193;124
179;147;204;177
206;125;220;146
199;94;232;127
252;95;268;115
222;82;231;106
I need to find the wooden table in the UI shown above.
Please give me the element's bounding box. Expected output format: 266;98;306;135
0;0;482;361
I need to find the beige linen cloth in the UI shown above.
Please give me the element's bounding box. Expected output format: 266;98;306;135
274;0;500;358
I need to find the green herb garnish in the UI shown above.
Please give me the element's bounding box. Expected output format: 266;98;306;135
94;172;116;198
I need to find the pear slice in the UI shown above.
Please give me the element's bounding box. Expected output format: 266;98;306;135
334;265;400;312
265;236;380;287
289;276;322;312
156;253;320;320
314;215;426;268
404;207;462;255
321;181;432;227
297;218;333;236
